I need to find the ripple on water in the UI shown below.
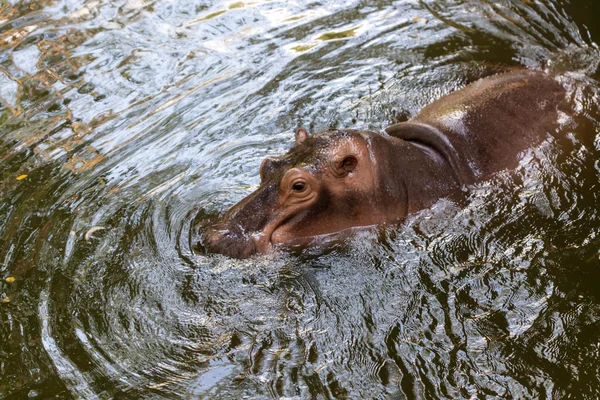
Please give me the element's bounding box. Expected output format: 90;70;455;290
0;0;600;398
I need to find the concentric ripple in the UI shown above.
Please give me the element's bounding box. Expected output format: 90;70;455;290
1;0;600;398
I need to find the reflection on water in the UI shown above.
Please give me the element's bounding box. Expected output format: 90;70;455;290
0;0;599;398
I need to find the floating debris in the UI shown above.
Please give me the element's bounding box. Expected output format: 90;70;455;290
16;174;27;180
412;16;429;24
85;226;106;242
1;297;9;303
5;277;15;283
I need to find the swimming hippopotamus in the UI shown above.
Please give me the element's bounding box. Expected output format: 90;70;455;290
202;70;567;258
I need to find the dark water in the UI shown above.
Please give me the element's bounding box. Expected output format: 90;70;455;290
1;0;600;398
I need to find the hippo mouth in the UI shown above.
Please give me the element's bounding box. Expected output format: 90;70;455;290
203;214;378;258
203;218;308;258
270;223;379;252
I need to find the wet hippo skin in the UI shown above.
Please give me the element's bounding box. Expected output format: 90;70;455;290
202;70;568;258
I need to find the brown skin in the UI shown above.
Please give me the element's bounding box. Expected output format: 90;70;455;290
203;71;568;258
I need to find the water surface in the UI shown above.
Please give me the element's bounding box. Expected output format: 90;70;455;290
1;0;600;398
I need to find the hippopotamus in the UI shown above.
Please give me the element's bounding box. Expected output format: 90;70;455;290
202;70;567;258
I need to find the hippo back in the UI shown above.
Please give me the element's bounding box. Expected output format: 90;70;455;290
407;71;567;182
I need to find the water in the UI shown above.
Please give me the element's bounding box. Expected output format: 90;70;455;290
1;0;599;398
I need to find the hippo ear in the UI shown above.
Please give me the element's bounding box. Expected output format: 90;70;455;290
295;128;309;144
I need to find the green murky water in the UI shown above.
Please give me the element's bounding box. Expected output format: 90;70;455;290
1;0;600;398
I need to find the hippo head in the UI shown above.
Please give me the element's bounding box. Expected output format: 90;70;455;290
202;128;406;258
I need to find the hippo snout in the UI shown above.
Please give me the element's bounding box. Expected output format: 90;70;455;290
198;181;284;258
200;222;279;259
201;228;256;259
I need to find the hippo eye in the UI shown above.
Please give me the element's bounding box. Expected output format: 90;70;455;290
292;182;306;192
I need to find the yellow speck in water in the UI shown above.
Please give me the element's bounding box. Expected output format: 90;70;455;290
5;277;15;283
16;174;27;180
229;2;244;9
317;26;359;41
2;297;9;303
291;44;317;52
412;16;428;24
